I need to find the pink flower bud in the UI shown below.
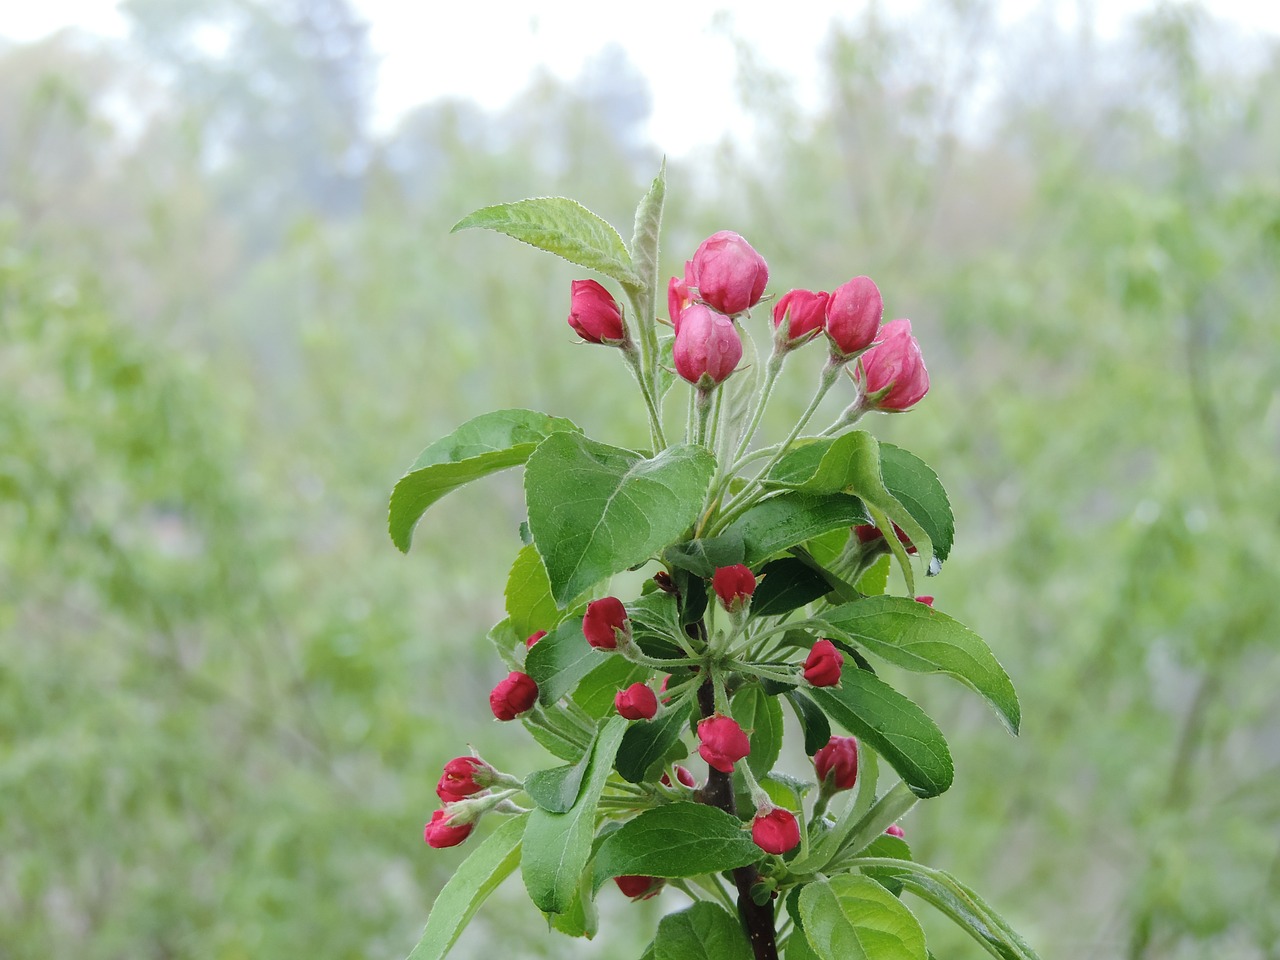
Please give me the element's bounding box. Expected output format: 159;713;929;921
813;736;859;791
915;596;934;607
885;823;906;838
668;273;694;330
436;756;494;802
825;276;883;357
614;682;659;721
857;318;929;411
752;807;801;854
689;231;769;315
567;279;625;344
661;764;697;788
424;808;474;848
673;304;743;387
711;564;757;612
853;523;918;555
583;597;629;650
614;875;665;900
697;714;751;773
772;288;830;348
489;671;538;721
524;630;547;648
803;639;844;687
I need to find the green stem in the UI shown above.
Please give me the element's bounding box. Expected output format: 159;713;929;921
732;351;785;464
622;343;667;451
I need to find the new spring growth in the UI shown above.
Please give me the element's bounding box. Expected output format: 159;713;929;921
856;317;930;411
614;682;659;721
803;639;844;687
697;714;751;773
687;230;769;316
489;671;538;720
567;279;628;346
813;736;860;792
582;596;630;650
752;806;801;855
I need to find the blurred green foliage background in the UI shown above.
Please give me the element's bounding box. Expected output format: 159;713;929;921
2;2;1278;957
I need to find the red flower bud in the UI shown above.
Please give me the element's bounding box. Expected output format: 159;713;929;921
673;304;743;387
583;596;628;650
885;823;905;838
668;272;694;330
525;630;547;648
489;671;538;720
697;714;751;773
614;682;659;721
614;875;665;900
853;523;918;555
424;808;474;848
914;596;934;607
772;288;830;348
661;764;697;788
857;318;929;411
689;231;769;315
567;279;625;344
825;276;883;357
813;736;859;791
436;755;494;802
711;564;756;612
803;639;844;687
752;807;801;854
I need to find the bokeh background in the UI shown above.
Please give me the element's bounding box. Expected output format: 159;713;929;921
2;1;1278;957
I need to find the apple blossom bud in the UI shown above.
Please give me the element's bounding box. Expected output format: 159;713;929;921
803;639;844;687
825;276;883;357
614;682;659;721
752;807;801;854
772;288;829;348
813;736;859;791
424;808;474;848
583;597;629;650
689;230;769;315
614;875;665;900
673;304;743;387
886;823;906;838
711;564;756;613
525;630;547;648
668;273;694;330
915;596;934;607
436;756;495;802
853;523;918;555
697;714;751;773
661;765;697;788
857;318;929;411
567;279;626;344
489;671;538;721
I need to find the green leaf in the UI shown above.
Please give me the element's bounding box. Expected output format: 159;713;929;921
525;619;600;706
592;802;762;890
811;671;953;798
525;731;595;813
504;544;560;641
820;596;1020;734
878;442;954;564
798;874;928;960
485;617;522;673
653;901;753;960
857;834;914;895
574;656;647;719
522;716;584;762
751;557;837;617
452;197;639;286
854;864;1041;960
731;685;784;778
855;554;891;597
615;702;691;783
523;716;628;914
663;532;746;578
389;410;580;552
525;434;716;606
406;814;527;960
727;492;871;566
629;160;666;295
785;929;823;960
784;690;832;756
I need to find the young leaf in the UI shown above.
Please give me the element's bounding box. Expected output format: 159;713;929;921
522;716;628;915
390;410;580;552
525;619;600;706
878;442;954;564
652;901;752;960
731;684;784;778
797;874;928;960
783;689;832;756
810;671;954;798
615;702;692;783
452;197;640;287
504;544;560;641
820;596;1020;733
525;435;716;605
592;802;762;889
751;557;838;617
726;492;871;566
525;731;596;813
663;532;747;578
406;814;528;960
574;656;648;719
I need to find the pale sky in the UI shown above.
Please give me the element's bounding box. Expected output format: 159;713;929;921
4;0;1279;153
